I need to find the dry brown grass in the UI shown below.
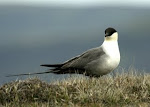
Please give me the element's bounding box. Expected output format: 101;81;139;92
0;68;150;107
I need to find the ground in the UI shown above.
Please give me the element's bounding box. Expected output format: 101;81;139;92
0;67;150;107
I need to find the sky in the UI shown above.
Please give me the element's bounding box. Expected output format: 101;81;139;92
0;0;150;7
0;0;150;85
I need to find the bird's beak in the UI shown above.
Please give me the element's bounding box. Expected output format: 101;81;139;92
105;33;109;37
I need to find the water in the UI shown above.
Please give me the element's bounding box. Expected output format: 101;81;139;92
0;6;150;85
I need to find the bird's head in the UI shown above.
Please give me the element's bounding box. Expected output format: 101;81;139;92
104;27;118;41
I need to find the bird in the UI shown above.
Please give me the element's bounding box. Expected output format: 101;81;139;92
6;27;120;77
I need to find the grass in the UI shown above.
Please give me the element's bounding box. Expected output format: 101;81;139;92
1;67;150;107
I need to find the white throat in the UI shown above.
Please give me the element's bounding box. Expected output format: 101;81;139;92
104;32;118;41
102;32;120;59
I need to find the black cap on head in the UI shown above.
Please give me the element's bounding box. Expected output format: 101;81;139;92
105;27;117;37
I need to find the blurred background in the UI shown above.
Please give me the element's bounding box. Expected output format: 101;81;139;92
0;0;150;85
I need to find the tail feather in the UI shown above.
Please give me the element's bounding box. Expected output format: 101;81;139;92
6;64;64;77
6;64;86;77
52;68;86;74
6;71;52;77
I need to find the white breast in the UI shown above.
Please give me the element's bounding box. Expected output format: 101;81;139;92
102;40;120;70
85;40;120;76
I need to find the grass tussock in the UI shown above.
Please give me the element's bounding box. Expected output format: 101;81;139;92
1;68;150;106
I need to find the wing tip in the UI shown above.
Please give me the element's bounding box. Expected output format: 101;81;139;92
40;64;63;67
40;64;46;66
